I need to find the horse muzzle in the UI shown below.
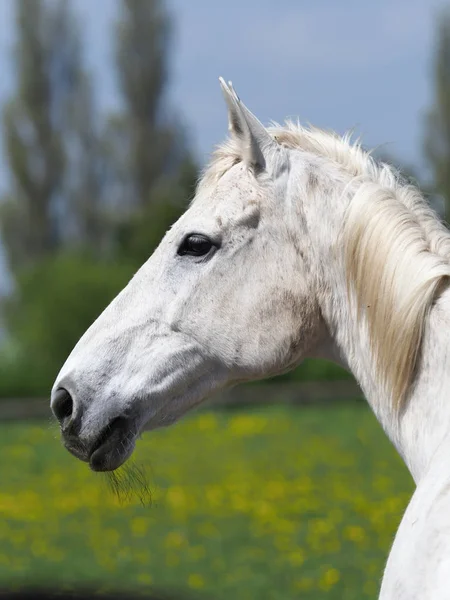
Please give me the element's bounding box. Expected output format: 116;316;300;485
51;387;138;472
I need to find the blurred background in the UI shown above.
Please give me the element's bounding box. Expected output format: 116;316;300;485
0;0;448;598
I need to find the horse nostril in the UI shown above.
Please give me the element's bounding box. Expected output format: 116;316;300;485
51;387;74;425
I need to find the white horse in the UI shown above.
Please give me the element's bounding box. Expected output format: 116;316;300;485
51;78;450;599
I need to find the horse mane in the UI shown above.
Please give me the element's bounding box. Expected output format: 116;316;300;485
202;120;450;409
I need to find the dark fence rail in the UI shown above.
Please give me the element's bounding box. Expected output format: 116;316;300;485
206;380;362;408
0;381;362;422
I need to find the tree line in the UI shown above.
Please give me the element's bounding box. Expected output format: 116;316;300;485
0;0;197;395
1;0;450;397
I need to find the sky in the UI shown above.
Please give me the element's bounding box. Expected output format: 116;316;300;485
0;0;447;288
0;0;447;181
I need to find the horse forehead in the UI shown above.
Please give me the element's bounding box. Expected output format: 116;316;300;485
193;167;264;222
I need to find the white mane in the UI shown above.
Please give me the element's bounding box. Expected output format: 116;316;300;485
203;121;450;409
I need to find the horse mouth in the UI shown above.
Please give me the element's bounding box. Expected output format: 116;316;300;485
88;416;136;472
63;416;137;472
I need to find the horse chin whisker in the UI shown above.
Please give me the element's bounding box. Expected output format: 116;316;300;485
104;460;153;508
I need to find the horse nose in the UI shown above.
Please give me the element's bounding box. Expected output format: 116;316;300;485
51;387;76;431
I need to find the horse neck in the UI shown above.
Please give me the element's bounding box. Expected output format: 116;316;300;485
397;288;450;482
305;171;450;484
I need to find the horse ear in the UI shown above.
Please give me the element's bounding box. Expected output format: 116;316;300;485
219;77;275;170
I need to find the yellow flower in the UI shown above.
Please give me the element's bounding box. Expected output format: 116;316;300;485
188;573;205;589
344;525;366;543
166;486;187;509
137;573;152;585
0;405;413;598
164;531;185;549
320;567;341;589
288;550;305;566
131;517;149;537
196;414;218;431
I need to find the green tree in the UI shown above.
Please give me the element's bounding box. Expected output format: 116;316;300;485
425;9;450;222
1;0;66;270
0;253;135;396
1;0;106;273
116;156;198;266
115;0;183;204
0;0;198;396
108;0;197;265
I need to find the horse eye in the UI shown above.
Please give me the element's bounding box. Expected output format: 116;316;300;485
178;234;214;257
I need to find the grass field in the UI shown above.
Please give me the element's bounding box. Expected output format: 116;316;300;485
0;402;414;599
